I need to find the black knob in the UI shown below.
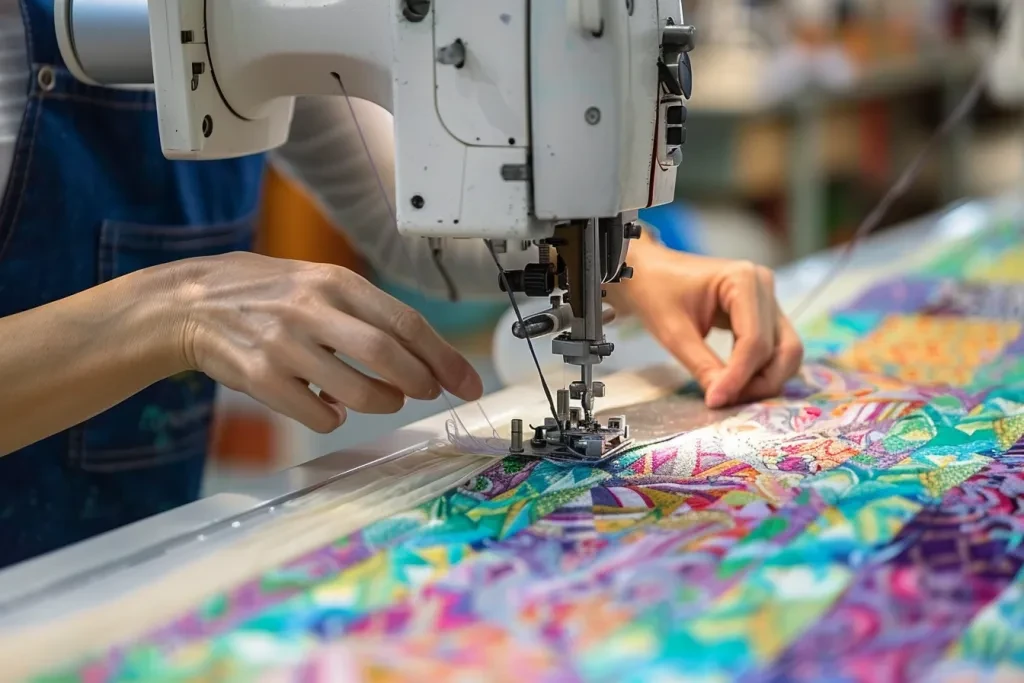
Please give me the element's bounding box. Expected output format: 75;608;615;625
402;0;430;22
666;104;687;125
666;126;685;146
624;222;642;239
499;263;555;297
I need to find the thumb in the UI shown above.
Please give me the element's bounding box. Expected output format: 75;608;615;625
662;322;727;405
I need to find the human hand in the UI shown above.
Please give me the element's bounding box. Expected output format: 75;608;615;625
166;252;483;433
608;237;803;408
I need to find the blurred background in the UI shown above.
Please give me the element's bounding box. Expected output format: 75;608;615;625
204;0;1023;495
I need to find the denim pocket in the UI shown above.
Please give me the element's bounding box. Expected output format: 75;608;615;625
71;216;254;473
97;216;254;282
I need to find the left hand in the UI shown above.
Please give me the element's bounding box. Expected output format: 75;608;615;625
607;236;803;409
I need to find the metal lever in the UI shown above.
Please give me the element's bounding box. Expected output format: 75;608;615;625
512;303;617;340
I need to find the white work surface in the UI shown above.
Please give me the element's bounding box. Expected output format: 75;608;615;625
0;196;1017;656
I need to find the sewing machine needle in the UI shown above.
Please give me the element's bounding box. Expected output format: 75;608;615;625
581;364;594;421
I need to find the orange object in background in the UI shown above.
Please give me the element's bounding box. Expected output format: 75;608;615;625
211;165;365;470
254;167;368;273
883;15;919;60
210;410;276;469
859;99;891;188
840;20;874;66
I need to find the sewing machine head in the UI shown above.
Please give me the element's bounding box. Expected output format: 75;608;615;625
55;0;694;460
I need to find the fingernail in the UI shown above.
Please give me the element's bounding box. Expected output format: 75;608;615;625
456;371;484;401
705;387;727;409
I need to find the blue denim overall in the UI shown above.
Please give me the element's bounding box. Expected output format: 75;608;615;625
0;0;266;568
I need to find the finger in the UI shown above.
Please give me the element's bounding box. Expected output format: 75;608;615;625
328;274;482;400
312;312;441;401
254;377;346;434
654;319;727;401
291;345;407;415
708;280;777;407
319;390;351;422
740;315;804;402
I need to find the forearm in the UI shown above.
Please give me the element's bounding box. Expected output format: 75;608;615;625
0;267;186;455
272;96;534;300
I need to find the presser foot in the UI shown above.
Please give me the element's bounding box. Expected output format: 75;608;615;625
507;415;633;466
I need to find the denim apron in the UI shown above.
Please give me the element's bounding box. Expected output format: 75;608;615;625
0;0;266;568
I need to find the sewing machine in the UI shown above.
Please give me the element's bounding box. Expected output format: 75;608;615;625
54;0;695;462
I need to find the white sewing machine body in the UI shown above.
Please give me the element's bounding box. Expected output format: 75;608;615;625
56;0;695;461
56;0;688;242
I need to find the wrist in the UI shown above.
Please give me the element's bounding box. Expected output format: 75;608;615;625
118;262;195;377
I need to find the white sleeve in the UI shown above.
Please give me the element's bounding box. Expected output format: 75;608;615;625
269;95;537;301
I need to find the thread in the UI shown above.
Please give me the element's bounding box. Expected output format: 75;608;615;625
331;72;506;452
485;241;563;425
788;16;1004;321
443;418;510;457
428;237;460;302
485;241;597;461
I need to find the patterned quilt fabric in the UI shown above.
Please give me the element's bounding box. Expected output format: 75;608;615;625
47;221;1024;681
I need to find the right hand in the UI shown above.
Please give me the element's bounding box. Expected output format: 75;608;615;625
167;252;483;433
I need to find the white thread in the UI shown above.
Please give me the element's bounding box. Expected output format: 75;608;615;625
788;15;1004;322
331;72;509;451
476;402;501;439
443;418;510;457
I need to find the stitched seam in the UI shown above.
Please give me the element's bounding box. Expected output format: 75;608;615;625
97;222;110;283
78;447;205;474
19;0;33;65
113;213;121;286
39;92;156;111
98;219;254;282
0;96;43;263
103;220;254;237
77;425;209;471
112;235;249;252
79;429;208;461
84;432;209;459
0;0;41;267
32;61;155;108
68;426;83;466
0;99;42;264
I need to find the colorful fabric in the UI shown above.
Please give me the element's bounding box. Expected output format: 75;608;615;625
41;219;1024;681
